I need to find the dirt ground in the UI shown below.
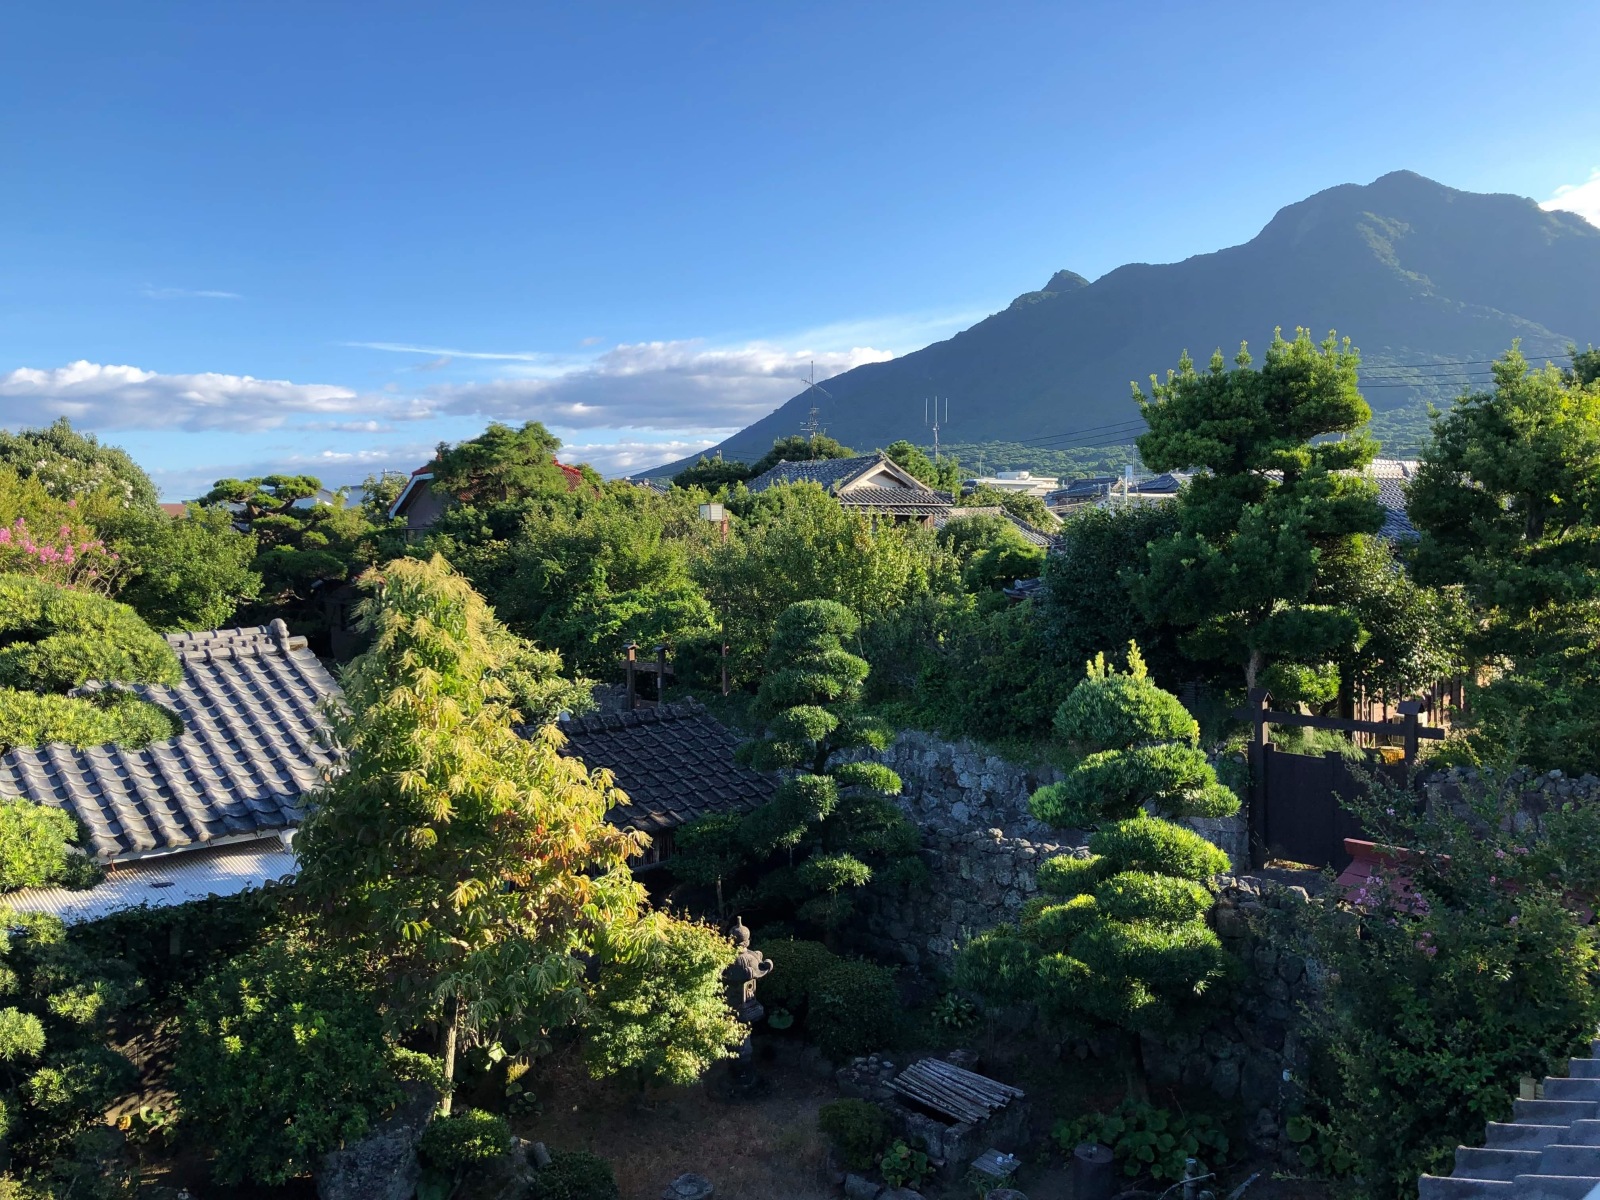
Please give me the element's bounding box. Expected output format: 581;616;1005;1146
516;1044;838;1200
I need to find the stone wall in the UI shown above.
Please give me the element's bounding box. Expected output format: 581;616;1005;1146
849;730;1248;970
1423;764;1600;835
1141;878;1319;1160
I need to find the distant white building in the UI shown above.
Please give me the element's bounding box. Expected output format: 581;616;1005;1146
963;470;1060;498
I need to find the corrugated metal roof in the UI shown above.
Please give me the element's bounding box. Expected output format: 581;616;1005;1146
1;838;297;926
0;621;340;862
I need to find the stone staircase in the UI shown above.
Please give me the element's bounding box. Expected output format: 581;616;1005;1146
1419;1039;1600;1199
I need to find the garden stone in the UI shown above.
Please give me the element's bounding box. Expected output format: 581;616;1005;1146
315;1083;436;1200
462;1141;537;1200
662;1173;714;1200
881;1190;926;1200
843;1172;881;1199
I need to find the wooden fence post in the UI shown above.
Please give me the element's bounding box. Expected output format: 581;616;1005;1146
1398;698;1422;766
624;641;638;710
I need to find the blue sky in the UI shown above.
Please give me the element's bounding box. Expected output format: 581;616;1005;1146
2;1;1597;499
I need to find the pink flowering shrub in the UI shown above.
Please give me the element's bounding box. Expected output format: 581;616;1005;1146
0;517;123;592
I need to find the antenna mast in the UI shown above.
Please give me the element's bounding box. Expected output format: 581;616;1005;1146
795;361;833;441
925;396;949;461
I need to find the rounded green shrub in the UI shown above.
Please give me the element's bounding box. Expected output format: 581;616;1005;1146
954;929;1041;999
532;1149;620;1200
0;1008;45;1062
1093;872;1213;924
1036;853;1106;898
1031;895;1099;951
817;1098;891;1170
419;1108;510;1173
1053;648;1197;750
756;939;838;1011
1089;814;1231;881
807;959;897;1060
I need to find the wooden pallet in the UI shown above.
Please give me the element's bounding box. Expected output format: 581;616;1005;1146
889;1056;1025;1126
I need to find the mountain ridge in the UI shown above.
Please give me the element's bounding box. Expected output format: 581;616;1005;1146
650;171;1599;475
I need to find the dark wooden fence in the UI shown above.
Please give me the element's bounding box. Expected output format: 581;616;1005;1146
1238;689;1443;870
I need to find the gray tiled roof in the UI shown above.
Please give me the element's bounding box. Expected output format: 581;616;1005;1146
746;454;886;493
557;699;776;834
836;485;954;516
1376;478;1418;540
0;620;340;862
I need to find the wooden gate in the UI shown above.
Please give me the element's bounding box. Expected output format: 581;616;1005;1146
1255;746;1399;870
1239;689;1443;869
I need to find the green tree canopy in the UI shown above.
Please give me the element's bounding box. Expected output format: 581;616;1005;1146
673;455;751;490
1407;342;1600;771
0;575;181;752
1130;329;1384;706
432;421;576;505
293;555;649;1108
582;917;743;1090
493;486;715;676
108;504;262;632
697;483;937;682
747;434;855;478
0;418;160;511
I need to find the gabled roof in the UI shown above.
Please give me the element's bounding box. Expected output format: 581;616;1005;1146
556;699;775;834
747;453;930;495
0;621;340;862
747;454;953;517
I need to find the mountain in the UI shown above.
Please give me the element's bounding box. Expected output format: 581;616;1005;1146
656;172;1600;473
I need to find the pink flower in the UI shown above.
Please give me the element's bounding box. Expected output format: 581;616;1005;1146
1495;849;1507;860
1509;916;1520;926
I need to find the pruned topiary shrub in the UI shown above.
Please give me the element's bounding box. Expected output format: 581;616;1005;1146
807;958;898;1060
532;1149;620;1200
955;645;1237;1038
756;938;838;1013
418;1108;510;1173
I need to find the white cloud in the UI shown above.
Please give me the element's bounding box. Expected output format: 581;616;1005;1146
142;286;242;300
559;437;725;476
1542;169;1600;228
0;361;429;432
430;339;894;430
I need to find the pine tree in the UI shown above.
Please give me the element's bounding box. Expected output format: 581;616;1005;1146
1130;329;1384;706
957;646;1235;1035
678;600;921;934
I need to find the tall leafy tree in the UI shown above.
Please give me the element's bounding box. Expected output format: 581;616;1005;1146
493;487;715;676
1130;329;1383;705
697;483;937;682
431;421;580;504
293;556;649;1110
1407;342;1600;770
0;417;160;511
957;646;1235;1040
109;505;262;632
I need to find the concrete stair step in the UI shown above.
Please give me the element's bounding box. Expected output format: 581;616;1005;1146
1418;1176;1515;1199
1546;1078;1600;1102
1540;1144;1600;1175
1452;1146;1542;1180
1510;1175;1600;1200
1568;1121;1600;1146
1485;1122;1570;1150
1569;1059;1600;1080
1515;1098;1600;1124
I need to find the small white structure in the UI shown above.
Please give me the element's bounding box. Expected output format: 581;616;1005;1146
963;470;1060;498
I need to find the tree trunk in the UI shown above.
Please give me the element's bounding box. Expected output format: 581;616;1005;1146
1245;647;1266;692
715;873;726;919
440;993;461;1116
